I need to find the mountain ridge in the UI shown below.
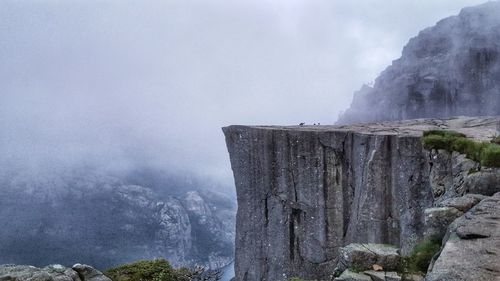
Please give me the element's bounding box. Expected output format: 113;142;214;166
339;1;500;124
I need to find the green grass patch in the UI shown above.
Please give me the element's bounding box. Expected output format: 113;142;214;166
104;259;193;281
408;236;442;272
422;130;466;138
422;130;500;168
481;145;500;167
398;236;442;275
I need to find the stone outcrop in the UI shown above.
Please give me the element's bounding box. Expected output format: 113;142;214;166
435;193;486;212
72;264;111;281
423;207;463;239
423;193;487;238
363;271;403;281
425;192;500;281
224;2;500;280
339;2;500;124
334;269;423;281
335;270;372;281
0;264;110;281
224;117;499;281
334;244;401;276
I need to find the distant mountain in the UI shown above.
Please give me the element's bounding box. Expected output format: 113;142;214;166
339;1;500;124
0;167;235;270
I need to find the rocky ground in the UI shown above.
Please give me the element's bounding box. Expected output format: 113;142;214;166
426;192;500;281
0;264;111;281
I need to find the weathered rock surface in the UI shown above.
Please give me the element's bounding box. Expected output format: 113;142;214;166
424;193;486;239
363;270;402;281
334;270;371;281
0;264;109;281
427;151;478;202
334;244;401;275
339;2;500;124
462;168;500;195
427;149;500;204
334;270;423;281
223;117;499;281
435;193;486;212
71;264;111;281
224;2;500;280
424;207;463;239
426;192;500;281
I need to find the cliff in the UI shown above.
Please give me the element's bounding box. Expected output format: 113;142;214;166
224;117;500;280
339;1;500;124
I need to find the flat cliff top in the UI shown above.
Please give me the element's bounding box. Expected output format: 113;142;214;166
225;116;500;141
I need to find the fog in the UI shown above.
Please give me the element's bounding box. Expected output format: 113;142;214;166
0;0;488;187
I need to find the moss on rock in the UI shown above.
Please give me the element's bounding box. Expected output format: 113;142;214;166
104;259;193;281
423;130;500;168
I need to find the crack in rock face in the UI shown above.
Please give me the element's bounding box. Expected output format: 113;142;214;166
223;2;500;280
224;117;499;281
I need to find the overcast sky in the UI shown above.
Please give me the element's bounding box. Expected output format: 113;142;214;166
0;0;490;187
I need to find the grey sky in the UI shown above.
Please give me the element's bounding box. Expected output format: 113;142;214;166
0;0;489;186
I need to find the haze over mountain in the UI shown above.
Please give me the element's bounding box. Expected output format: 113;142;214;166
0;0;494;274
0;0;488;185
340;1;500;124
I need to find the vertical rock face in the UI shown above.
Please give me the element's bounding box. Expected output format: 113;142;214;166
223;117;499;281
224;126;426;280
339;2;500;124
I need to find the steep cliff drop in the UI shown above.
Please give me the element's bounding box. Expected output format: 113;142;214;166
225;2;500;280
338;1;500;124
224;117;499;280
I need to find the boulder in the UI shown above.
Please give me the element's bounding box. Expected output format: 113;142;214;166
0;264;90;281
463;169;500;196
363;270;401;281
436;193;486;212
334;270;371;281
71;264;111;281
403;274;424;281
0;265;53;281
424;207;462;239
426;193;500;281
425;194;487;239
364;271;424;281
334;244;401;275
43;265;79;281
